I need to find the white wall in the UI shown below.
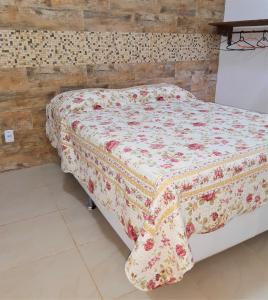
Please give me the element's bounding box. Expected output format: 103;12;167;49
215;0;268;113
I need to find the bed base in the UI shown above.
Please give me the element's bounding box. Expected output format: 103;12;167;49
86;191;268;262
77;175;268;262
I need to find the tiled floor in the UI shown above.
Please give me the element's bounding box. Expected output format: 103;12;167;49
0;163;268;300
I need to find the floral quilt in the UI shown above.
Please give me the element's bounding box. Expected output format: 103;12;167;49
46;83;268;291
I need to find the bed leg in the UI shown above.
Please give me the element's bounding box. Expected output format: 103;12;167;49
87;197;96;210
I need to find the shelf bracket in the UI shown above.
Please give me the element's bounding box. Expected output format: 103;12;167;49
216;26;233;45
227;29;233;46
210;19;268;46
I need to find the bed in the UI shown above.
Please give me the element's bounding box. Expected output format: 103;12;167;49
46;83;268;291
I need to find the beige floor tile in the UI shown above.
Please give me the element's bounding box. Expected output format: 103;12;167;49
0;249;101;299
0;185;58;225
2;164;268;300
51;173;88;210
62;205;118;245
190;243;268;300
79;232;128;271
118;274;207;300
86;246;135;300
0;212;75;272
78;215;133;300
0;163;62;191
244;231;268;263
0;163;88;224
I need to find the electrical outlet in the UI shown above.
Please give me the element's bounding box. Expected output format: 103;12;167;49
4;130;15;143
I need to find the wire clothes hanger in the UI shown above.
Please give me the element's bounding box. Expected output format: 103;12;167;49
226;31;256;51
215;30;268;51
257;30;268;48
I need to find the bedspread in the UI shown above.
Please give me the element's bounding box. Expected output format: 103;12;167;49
46;84;268;291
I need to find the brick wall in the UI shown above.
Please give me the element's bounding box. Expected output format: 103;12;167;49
0;0;225;172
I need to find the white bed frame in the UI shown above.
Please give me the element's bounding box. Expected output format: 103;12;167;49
86;194;268;262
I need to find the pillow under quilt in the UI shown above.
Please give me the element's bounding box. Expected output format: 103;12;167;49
46;83;197;122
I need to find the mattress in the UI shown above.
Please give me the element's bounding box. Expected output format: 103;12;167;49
46;83;268;291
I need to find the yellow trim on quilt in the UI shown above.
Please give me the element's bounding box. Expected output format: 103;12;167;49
144;162;268;235
144;203;179;235
63;124;156;189
65;143;150;213
63;139;155;199
180;163;268;200
156;145;268;196
61;120;268;208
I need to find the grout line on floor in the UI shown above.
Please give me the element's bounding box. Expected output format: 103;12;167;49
55;201;87;213
241;240;267;266
0;209;59;228
113;289;137;300
0;162;61;175
58;208;104;300
0;247;75;275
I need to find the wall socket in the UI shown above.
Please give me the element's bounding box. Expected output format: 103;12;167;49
4;130;15;143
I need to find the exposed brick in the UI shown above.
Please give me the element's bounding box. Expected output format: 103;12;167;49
0;93;54;113
0;5;84;30
87;64;135;86
132;63;175;81
159;0;196;16
0;68;29;93
0;0;224;171
84;10;135;32
0;110;33;131
51;0;109;10
0;128;58;171
26;66;88;92
110;0;160;13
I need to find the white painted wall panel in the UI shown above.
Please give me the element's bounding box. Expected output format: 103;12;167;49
215;0;268;113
